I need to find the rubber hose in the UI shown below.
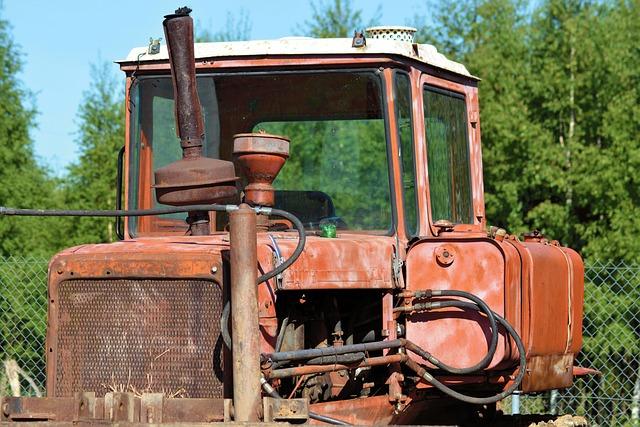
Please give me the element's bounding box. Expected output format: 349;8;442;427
256;208;306;284
306;352;365;365
404;300;526;405
262;339;404;364
221;301;232;349
407;289;499;374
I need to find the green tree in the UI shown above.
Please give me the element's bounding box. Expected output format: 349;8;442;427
196;10;252;42
300;0;380;37
61;62;124;246
418;0;640;263
415;0;542;236
0;13;61;257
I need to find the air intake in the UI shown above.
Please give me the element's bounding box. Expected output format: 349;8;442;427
365;26;417;43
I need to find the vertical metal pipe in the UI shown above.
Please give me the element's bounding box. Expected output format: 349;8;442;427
162;7;205;159
229;204;261;421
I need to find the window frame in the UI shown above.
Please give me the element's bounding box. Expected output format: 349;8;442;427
419;73;480;236
391;69;419;238
126;68;398;238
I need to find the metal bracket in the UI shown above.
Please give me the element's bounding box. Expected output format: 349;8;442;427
263;397;309;423
392;247;405;289
74;392;97;420
268;234;285;289
141;393;164;423
104;392;139;422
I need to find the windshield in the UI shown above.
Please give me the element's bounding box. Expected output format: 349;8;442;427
128;70;392;235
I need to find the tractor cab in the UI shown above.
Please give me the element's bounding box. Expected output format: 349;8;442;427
120;27;484;242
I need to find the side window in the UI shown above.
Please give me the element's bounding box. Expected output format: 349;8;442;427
423;86;473;224
394;72;417;236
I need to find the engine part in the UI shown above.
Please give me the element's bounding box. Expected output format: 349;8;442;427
155;8;238;234
233;133;290;207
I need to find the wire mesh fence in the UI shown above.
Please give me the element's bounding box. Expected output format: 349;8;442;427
0;257;638;425
503;260;640;426
0;256;48;397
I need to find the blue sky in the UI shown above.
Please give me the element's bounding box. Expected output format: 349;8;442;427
4;0;426;174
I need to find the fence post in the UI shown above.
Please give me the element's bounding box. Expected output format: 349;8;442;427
511;391;521;415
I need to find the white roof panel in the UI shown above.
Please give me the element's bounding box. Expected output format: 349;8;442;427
119;37;475;79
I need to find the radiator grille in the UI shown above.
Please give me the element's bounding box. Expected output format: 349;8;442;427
55;279;223;398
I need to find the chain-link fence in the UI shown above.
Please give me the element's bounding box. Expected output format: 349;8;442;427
0;257;638;424
0;256;48;397
503;260;640;426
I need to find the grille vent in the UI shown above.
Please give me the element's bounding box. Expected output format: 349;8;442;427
55;279;223;398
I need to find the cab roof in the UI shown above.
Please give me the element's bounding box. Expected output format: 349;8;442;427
118;37;476;79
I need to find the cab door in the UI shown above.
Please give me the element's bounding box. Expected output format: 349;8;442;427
401;74;514;371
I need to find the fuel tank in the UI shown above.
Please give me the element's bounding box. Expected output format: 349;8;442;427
405;234;584;392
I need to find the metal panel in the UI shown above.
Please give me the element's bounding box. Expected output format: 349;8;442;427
54;279;223;398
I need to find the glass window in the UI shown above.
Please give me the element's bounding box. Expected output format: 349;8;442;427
394;72;417;236
129;71;391;234
423;86;473;224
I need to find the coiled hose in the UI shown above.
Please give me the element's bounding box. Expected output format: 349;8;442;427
399;289;499;374
403;300;526;405
262;291;527;406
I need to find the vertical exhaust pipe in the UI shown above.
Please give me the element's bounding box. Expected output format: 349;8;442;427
229;204;261;421
162;7;204;159
155;7;238;235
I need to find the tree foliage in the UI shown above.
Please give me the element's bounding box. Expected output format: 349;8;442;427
299;0;380;37
196;10;252;42
61;62;124;246
418;0;640;262
0;13;62;257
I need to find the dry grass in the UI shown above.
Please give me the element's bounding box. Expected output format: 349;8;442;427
100;350;189;399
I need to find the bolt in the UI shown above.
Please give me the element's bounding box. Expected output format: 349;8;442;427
211;266;218;274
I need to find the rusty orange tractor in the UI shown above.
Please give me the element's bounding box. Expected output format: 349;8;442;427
0;7;586;426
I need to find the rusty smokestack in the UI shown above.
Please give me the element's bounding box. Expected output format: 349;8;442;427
155;7;237;235
163;7;204;159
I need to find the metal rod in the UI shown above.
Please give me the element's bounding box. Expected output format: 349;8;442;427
229;203;261;421
266;354;408;379
0;204;237;217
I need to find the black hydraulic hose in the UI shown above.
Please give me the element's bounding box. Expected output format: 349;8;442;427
221;301;232;349
256;207;306;284
306;352;365;365
262;338;404;364
260;376;350;425
404;300;526;405
402;289;499;375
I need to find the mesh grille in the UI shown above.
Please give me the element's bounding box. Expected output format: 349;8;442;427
55;279;223;398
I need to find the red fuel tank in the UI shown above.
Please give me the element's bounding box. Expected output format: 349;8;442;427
405;234;583;392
